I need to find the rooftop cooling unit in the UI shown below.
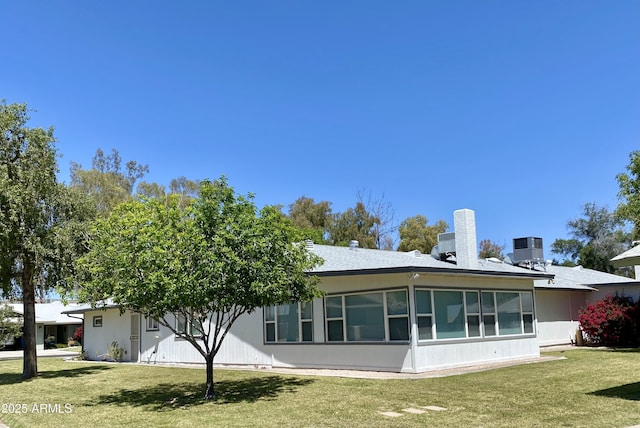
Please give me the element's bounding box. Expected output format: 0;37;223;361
513;237;543;263
437;232;457;255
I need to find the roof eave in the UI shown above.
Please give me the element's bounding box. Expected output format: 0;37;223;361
312;266;553;279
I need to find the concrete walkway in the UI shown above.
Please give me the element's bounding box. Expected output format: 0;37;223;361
0;348;80;360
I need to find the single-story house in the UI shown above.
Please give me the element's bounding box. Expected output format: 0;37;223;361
7;301;83;349
64;209;640;373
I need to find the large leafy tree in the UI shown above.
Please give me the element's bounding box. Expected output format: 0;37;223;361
396;215;448;253
287;196;332;244
70;148;148;216
76;177;323;399
0;101;93;378
616;150;640;238
328;201;380;248
551;202;629;273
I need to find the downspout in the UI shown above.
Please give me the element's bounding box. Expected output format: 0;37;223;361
408;272;418;373
65;313;84;355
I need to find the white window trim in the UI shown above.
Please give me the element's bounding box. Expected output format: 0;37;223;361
146;317;159;331
324;289;409;343
264;302;314;343
415;288;536;342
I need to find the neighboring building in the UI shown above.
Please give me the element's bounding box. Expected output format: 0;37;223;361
64;209;640;373
7;301;83;350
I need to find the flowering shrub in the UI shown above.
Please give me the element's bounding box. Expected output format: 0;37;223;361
72;326;83;343
579;294;639;346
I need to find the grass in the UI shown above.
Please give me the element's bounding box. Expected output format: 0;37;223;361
0;348;639;427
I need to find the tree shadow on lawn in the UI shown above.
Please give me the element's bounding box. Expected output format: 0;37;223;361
0;365;113;385
589;382;640;401
94;375;315;411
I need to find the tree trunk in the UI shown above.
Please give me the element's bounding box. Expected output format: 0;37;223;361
204;355;215;399
22;266;38;379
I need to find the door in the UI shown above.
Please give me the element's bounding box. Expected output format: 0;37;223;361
130;314;139;362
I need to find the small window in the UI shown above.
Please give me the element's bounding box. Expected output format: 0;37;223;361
93;316;103;328
175;314;202;338
146;317;159;331
264;302;314;343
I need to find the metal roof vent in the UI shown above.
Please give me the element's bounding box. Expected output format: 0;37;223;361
349;240;359;250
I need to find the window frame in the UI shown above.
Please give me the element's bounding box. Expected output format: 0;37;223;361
146;317;159;331
174;314;203;338
264;301;314;344
324;288;410;343
415;287;536;342
92;316;103;328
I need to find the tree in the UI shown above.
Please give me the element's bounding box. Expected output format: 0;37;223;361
328;201;380;248
356;190;397;250
287;196;332;244
478;239;505;259
137;176;200;208
70;148;148;215
0;101;93;378
616;150;640;238
0;303;21;350
396;215;448;253
76;177;323;399
551;202;629;273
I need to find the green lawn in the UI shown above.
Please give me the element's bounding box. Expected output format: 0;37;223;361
0;348;639;427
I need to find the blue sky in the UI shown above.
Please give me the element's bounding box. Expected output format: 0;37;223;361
2;1;639;257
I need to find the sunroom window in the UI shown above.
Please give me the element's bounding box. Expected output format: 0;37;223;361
325;289;409;343
264;302;313;343
416;288;535;341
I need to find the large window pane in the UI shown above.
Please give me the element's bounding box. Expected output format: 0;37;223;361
326;296;343;318
387;290;408;315
388;317;409;341
434;291;465;339
277;303;299;342
345;293;385;341
497;292;522;335
417;316;433;340
416;290;432;314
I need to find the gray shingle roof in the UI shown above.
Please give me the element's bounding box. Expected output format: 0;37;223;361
308;244;552;279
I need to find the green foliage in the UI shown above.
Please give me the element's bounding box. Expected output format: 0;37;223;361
76;176;323;397
137;176;200;208
70;148;149;216
107;341;125;362
328;201;380;248
551;202;629;273
287;196;332;244
1;100;94;377
617;150;640;238
0;303;21;349
397;215;448;253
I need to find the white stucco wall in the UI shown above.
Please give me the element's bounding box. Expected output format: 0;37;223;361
535;289;587;346
83;309;137;361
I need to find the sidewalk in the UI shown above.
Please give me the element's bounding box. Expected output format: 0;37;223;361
0;348;80;361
